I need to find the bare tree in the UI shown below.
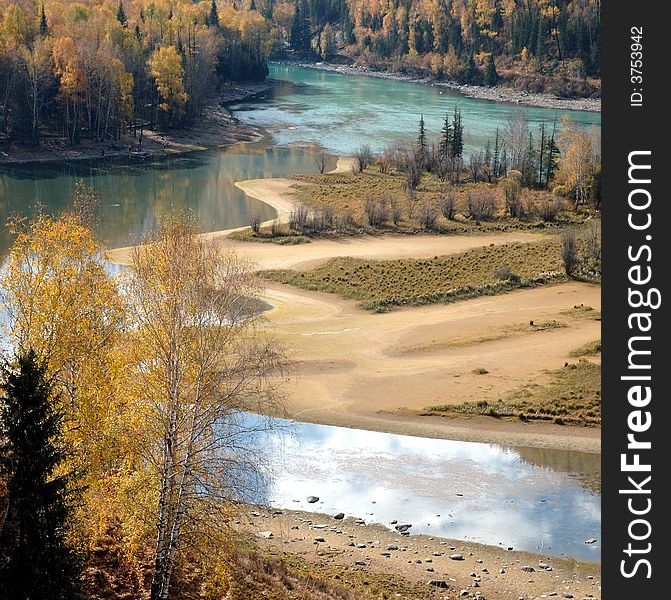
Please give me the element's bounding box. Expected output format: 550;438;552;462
316;153;326;174
354;144;374;173
289;205;309;233
250;212;262;234
124;213;287;600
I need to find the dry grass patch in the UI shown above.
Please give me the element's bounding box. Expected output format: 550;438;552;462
293;170;593;234
427;359;601;426
262;239;565;312
561;304;601;320
569;339;601;357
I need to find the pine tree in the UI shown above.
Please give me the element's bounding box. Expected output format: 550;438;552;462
0;351;81;599
451;106;464;158
492;128;500;177
439;113;452;158
544;121;560;187
209;0;219;27
39;3;48;37
116;0;127;27
464;52;481;85
417;114;427;152
135;23;142;41
290;0;311;52
484;53;498;86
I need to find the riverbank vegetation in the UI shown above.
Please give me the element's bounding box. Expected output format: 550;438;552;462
426;358;600;426
263;235;601;312
283;0;601;98
0;202;287;598
245;111;600;243
0;0;275;146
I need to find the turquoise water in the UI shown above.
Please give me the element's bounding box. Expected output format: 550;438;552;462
0;64;600;255
232;64;601;155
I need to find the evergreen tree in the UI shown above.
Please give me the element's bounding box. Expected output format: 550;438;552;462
209;0;219;28
116;1;127;27
0;351;81;599
537;122;546;187
492;128;500;177
439;113;452;158
544;123;560;187
291;0;312;52
464;52;481;85
39;3;48;37
417;114;427;153
484;53;498;86
500;146;508;176
451;106;464;158
135;23;142;41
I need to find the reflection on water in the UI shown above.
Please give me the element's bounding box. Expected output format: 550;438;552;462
0;143;333;257
249;415;600;562
232;64;602;155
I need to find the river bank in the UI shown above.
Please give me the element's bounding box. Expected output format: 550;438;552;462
0;81;274;166
273;60;601;113
237;506;601;600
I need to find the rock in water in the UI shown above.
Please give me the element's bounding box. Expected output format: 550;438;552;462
307;496;319;504
394;523;412;532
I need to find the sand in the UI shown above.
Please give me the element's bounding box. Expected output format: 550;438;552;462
105;167;601;454
237;506;601;600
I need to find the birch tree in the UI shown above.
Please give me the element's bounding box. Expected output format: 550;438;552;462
123;212;286;600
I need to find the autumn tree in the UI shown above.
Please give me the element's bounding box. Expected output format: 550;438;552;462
0;210;126;537
149;45;189;128
0;350;82;599
122;212;286;600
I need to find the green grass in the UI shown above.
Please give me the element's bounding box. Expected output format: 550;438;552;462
229;230;312;245
569;339;601;357
427;359;601;426
262;239;566;312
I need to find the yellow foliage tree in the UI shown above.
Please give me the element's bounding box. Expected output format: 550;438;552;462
0;207;132;549
148;45;188;127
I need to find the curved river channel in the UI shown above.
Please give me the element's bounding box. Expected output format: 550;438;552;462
0;64;601;561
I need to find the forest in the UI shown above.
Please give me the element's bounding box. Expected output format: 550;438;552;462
0;0;600;147
0;0;274;145
286;0;601;94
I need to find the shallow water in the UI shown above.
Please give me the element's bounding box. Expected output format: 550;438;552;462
251;416;601;562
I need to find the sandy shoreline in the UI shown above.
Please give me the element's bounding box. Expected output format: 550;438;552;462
274;60;601;113
105;163;601;454
0;81;274;167
238;506;601;599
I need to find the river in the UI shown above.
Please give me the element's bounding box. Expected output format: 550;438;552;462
0;65;601;561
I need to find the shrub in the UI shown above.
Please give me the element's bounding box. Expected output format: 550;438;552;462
466;190;497;221
364;196;388;227
502;177;522;218
439;190;456;220
539;198;561;222
419;204;437;230
289;205;309;233
561;229;578;276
